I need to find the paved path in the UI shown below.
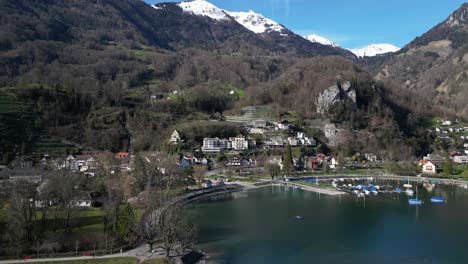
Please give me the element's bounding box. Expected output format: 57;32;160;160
290;183;346;195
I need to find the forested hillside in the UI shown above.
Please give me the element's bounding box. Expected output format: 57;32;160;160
0;0;441;161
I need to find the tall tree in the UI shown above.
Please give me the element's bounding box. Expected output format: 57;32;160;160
282;144;294;174
266;163;281;180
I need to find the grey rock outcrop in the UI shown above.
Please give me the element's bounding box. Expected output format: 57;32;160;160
316;81;356;115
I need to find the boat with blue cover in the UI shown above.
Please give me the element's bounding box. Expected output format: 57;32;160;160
430;197;446;204
408;185;422;205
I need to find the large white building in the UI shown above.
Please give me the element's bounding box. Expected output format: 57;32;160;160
229;137;248;151
202;138;231;153
202;137;249;153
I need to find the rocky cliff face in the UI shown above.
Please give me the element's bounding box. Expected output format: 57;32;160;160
316;81;356;115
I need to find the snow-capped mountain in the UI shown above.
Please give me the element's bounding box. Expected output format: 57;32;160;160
304;34;338;47
303;34;399;58
349;44;400;57
176;0;230;21
162;0;287;35
227;10;286;34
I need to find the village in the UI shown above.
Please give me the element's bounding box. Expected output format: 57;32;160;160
420;119;468;175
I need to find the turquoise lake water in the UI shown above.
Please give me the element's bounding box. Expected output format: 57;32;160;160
186;183;468;264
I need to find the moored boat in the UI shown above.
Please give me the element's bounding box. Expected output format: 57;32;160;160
405;189;414;196
408;198;423;205
430;197;446;204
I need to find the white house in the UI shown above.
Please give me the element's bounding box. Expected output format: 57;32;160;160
329;157;338;169
169;130;181;144
422;161;437;175
442;120;452;126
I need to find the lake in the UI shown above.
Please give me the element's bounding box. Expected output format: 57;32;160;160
186;183;468;264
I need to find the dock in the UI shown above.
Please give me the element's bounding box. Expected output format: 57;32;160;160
287;183;347;196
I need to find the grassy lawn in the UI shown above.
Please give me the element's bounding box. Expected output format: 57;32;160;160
297;181;334;189
29;257;139;264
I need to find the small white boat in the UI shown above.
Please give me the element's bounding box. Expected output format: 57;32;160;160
405;189;414;196
408;198;423;205
403;184;412;188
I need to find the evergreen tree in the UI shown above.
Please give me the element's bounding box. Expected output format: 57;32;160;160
116;203;136;242
443;155;453;176
282;144;294;174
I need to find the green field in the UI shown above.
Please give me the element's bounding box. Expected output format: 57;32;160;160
29;257;139;264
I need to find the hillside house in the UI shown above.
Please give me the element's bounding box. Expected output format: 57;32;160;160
169;130;182;144
9;156;34;169
226;156;242;167
421;160;437;175
453;156;468;164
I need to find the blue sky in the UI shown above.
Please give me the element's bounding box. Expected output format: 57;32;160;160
146;0;465;48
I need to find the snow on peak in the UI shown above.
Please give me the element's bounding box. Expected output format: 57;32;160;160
349;44;400;57
304;34;338;47
227;10;285;34
177;0;230;21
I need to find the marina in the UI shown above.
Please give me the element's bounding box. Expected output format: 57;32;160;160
187;183;468;264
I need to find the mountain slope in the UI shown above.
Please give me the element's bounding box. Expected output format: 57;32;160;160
155;0;356;59
366;3;468;118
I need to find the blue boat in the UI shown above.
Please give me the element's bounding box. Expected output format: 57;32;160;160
370;187;378;195
394;187;402;193
409;186;422;205
430;197;446;204
408;198;423;205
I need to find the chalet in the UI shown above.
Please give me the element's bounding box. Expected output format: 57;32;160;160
169;130;182;144
364;153;378;162
421;160;437;175
276;120;291;131
75;195;92;207
329;157;338;169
